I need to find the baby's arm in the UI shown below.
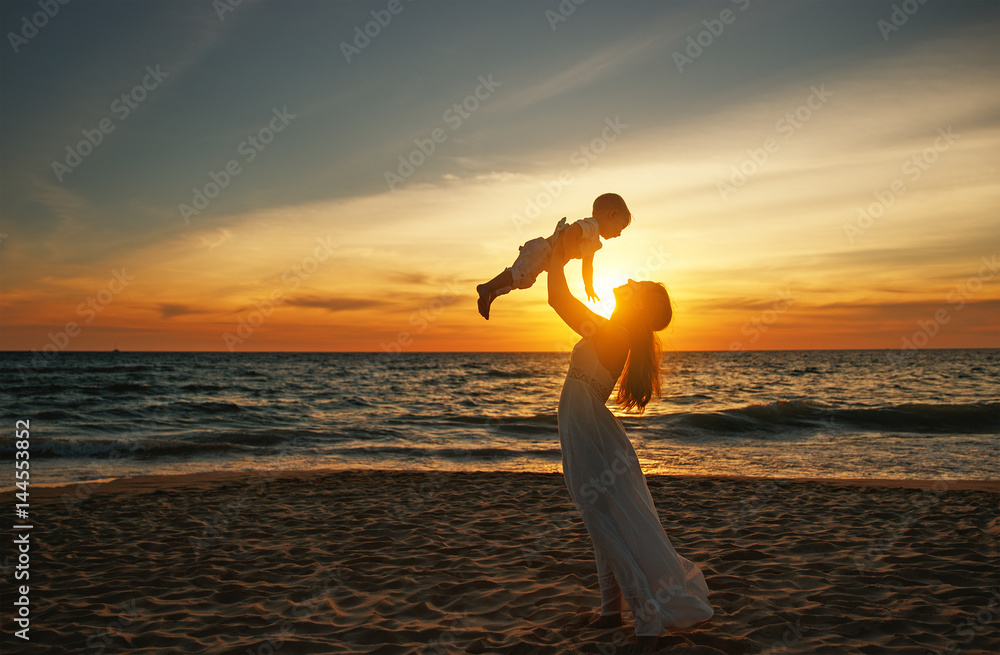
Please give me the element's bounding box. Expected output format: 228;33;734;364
582;255;599;301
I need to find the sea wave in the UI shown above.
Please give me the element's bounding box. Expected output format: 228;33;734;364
74;364;162;374
395;401;999;438
387;412;560;435
0;429;334;460
659;400;1000;436
153;400;247;415
181;383;225;392
0;437;238;459
478;368;541;379
83;383;153;394
443;412;558;427
336;445;562;461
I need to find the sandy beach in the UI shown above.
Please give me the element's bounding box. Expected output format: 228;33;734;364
2;470;998;654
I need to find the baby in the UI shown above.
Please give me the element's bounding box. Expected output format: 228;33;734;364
477;193;632;319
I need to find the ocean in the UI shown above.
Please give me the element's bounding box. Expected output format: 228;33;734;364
2;349;998;485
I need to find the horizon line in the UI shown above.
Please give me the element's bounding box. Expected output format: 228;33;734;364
2;347;998;354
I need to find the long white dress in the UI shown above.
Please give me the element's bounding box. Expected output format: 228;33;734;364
558;329;714;636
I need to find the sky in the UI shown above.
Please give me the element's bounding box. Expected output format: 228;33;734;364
0;0;997;353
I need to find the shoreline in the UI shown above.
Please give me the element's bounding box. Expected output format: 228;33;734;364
7;467;998;503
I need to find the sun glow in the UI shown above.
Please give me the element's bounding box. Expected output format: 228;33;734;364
587;274;622;319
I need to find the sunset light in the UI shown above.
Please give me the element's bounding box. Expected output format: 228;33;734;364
1;3;997;654
1;1;996;353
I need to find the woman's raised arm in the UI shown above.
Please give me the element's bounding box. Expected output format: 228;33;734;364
547;235;606;337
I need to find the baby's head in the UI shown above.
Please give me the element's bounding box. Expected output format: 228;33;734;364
592;193;632;239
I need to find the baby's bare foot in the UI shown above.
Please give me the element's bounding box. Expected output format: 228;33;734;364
477;284;495;320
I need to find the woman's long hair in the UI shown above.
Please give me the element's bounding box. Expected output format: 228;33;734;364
615;283;671;413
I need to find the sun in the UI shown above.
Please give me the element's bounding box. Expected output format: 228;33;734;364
586;274;620;319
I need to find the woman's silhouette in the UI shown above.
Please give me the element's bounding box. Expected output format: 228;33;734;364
546;235;713;653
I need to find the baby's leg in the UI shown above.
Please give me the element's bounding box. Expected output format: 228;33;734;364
477;269;513;320
478;238;548;320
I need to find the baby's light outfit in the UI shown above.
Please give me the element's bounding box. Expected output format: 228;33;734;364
498;217;601;295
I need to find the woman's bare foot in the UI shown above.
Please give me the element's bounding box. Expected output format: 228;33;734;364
589;613;622;629
477;284;495;320
629;635;659;654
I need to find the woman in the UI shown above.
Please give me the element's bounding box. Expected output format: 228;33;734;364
547;236;713;653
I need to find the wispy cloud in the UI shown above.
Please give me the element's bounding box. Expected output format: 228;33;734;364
491;31;667;114
284;295;388;312
157;303;204;319
386;272;432;286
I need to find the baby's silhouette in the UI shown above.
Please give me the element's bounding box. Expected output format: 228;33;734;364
477;193;632;319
